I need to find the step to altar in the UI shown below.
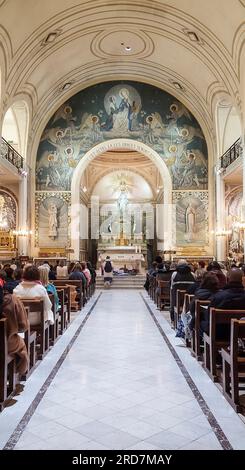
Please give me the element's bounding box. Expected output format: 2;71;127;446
96;275;145;289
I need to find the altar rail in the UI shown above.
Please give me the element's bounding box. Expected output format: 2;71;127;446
0;136;24;171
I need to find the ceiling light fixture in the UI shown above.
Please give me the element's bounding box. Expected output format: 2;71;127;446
172;82;184;90
44;32;58;43
125;46;132;51
187;31;200;42
62;82;72;91
42;29;62;45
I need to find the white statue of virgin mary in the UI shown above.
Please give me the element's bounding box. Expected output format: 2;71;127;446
185;203;196;242
48;202;58;238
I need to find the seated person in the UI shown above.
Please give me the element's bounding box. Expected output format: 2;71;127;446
81;262;91;285
170;260;196;323
206;261;227;289
48;264;56;281
187;269;206;295
155;263;171;305
187;272;219;331
144;261;158;291
69;263;87;302
86;261;96;283
1;286;29;375
56;260;68;279
13;265;54;325
201;269;245;337
4;267;20;294
69;263;87;286
38;265;59;310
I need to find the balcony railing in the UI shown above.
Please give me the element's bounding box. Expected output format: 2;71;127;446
220;137;242;170
0;136;24;171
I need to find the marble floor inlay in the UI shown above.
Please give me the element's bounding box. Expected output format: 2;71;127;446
0;289;245;450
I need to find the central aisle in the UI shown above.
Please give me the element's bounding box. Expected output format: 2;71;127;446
13;290;223;450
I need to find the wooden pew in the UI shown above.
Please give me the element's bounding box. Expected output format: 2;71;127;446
221;319;245;412
53;280;83;310
203;308;245;382
157;280;170;310
191;300;210;361
22;306;37;380
56;289;67;334
48;294;59;346
183;293;194;346
174;289;187;330
0;318;17;411
20;299;49;360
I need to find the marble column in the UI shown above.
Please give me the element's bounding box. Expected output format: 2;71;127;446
18;176;28;255
242;133;245;260
215;170;226;262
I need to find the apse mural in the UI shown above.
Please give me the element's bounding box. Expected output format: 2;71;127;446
36;81;208;191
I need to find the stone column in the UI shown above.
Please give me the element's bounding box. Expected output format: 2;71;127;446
215;169;226;262
241;133;245;261
18;176;28;255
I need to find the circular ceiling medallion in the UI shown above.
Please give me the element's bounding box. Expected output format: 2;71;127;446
91;29;154;59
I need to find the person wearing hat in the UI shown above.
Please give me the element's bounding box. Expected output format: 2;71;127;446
200;268;245;336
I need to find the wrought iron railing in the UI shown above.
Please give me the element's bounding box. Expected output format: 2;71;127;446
0;136;24;171
220;137;242;170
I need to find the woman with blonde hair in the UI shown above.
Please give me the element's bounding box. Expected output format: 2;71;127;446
38;266;59;310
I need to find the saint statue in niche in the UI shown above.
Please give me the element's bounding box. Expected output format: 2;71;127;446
185;203;196;242
0;195;8;229
48;202;58;238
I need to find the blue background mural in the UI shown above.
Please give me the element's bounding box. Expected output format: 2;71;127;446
36;81;208;191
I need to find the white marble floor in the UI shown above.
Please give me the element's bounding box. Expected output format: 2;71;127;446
1;290;245;450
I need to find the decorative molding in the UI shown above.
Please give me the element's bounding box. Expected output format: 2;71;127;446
91;28;154;59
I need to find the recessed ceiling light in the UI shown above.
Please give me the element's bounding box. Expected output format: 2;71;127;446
125;46;132;51
62;82;72;91
172;82;184;90
44;32;58;43
187;31;200;42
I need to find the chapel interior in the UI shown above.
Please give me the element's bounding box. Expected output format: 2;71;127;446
0;0;245;452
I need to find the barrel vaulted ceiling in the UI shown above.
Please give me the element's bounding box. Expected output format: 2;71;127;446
0;0;245;154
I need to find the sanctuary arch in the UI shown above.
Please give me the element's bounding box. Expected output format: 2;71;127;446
34;80;211;263
70;139;172;260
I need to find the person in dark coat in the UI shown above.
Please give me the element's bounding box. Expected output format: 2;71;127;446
188;272;220;330
69;263;87;287
170;260;196;322
4;267;20;294
201;269;245;336
206;261;227;289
